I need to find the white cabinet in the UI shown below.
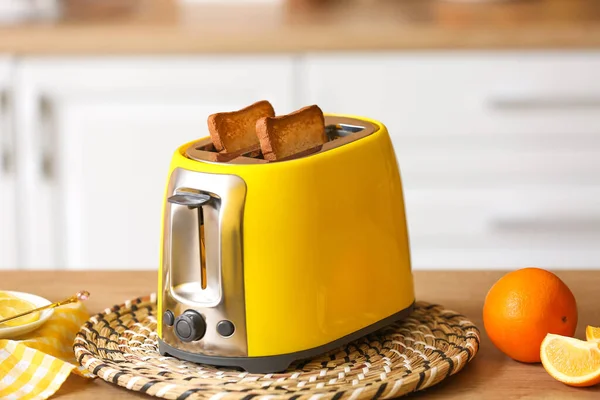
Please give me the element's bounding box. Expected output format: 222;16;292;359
302;52;600;268
14;56;297;269
0;57;16;269
302;52;600;137
3;51;600;270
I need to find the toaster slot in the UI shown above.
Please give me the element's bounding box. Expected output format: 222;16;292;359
185;116;378;164
168;190;220;304
325;123;365;139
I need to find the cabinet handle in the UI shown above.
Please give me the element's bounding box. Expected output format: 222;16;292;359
38;96;55;181
489;217;600;233
0;90;13;175
488;96;600;111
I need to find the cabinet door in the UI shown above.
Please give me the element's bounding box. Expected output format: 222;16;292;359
302;52;600;187
303;52;600;137
0;57;16;270
302;52;600;269
16;57;297;269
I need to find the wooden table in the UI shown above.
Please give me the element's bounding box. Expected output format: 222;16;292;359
1;0;600;54
2;270;600;399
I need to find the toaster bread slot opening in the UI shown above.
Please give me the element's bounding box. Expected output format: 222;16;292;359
185;116;378;164
326;123;365;138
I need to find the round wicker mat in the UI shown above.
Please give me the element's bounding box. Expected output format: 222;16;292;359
74;295;480;400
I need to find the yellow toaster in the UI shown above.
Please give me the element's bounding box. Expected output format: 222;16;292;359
157;114;415;373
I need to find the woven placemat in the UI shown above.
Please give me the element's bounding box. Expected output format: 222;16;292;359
74;295;480;400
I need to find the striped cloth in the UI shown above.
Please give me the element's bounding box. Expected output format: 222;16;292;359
0;302;92;400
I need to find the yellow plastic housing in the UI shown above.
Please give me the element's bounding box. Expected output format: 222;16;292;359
158;114;415;357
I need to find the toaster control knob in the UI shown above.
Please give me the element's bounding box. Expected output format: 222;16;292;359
163;310;175;326
174;310;206;342
216;320;235;337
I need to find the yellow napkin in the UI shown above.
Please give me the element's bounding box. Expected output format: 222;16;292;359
0;302;92;400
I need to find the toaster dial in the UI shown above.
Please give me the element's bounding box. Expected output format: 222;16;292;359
174;310;206;343
216;320;235;337
163;310;175;326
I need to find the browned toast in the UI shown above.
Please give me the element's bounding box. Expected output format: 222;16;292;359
208;100;275;153
256;105;326;161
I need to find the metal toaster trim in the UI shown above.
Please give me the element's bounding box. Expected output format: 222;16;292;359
160;167;249;357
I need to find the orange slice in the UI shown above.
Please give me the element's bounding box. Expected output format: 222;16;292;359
541;333;600;387
586;326;600;343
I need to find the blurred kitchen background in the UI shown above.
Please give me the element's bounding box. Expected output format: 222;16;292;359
0;0;600;270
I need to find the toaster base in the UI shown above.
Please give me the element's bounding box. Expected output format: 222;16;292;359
158;301;414;374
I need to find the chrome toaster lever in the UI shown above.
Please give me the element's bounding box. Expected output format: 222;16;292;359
168;192;211;209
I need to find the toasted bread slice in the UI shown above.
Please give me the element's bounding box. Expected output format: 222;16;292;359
256;105;326;161
208;100;275;153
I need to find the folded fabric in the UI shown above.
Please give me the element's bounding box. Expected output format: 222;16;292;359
0;302;92;400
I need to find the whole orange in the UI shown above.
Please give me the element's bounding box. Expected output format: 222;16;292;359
483;267;577;363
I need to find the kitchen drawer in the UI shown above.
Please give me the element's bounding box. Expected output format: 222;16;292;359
404;186;600;268
395;133;600;187
405;186;600;240
303;51;600;137
410;247;600;270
